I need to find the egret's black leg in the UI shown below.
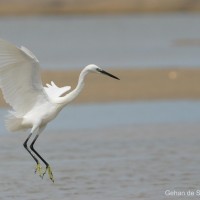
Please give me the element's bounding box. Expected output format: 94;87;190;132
30;134;54;182
23;133;43;177
23;133;38;164
30;135;48;165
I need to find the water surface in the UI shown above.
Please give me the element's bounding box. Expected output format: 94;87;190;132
0;101;200;199
0;123;200;199
0;14;200;69
0;101;200;134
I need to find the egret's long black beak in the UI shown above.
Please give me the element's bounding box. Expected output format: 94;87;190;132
97;68;120;80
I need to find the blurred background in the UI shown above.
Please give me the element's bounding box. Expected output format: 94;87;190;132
0;0;200;199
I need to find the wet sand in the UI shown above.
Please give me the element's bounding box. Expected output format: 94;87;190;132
0;68;200;106
0;0;200;15
41;68;200;102
0;124;200;199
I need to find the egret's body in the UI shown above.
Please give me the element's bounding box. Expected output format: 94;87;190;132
0;39;119;182
22;102;58;129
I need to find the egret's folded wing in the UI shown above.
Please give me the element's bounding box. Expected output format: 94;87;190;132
0;39;49;115
44;81;71;99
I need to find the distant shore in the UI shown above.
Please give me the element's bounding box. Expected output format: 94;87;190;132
0;0;200;15
0;68;200;107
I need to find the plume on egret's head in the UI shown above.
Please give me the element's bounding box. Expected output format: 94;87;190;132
85;64;120;80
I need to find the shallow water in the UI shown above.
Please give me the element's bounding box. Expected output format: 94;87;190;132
1;124;200;199
0;101;200;133
0;14;200;69
0;101;200;199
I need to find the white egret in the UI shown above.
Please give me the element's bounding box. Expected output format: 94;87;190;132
0;39;119;182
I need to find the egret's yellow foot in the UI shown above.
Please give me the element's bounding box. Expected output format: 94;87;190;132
47;166;54;183
43;165;54;183
35;162;43;178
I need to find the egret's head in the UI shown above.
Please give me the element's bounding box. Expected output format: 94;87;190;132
85;64;120;80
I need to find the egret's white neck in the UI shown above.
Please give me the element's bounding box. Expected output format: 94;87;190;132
57;68;88;106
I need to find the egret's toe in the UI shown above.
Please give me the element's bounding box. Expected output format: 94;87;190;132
35;162;43;178
47;165;54;183
43;165;54;183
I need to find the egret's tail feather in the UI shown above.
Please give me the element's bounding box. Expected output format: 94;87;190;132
5;112;23;132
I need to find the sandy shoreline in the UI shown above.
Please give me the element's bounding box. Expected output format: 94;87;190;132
0;68;199;107
0;0;200;15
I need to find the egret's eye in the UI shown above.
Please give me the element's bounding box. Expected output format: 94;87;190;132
96;68;102;72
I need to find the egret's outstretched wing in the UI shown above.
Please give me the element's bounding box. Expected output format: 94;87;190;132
44;81;71;99
0;39;49;115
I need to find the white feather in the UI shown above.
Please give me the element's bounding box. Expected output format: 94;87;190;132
44;81;71;99
0;39;49;116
